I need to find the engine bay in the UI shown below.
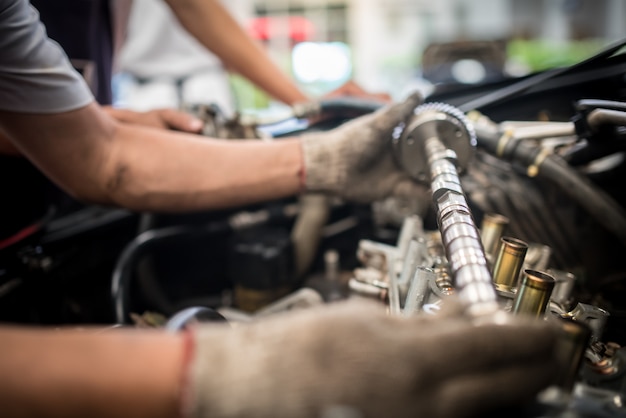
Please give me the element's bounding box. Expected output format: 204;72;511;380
2;40;626;417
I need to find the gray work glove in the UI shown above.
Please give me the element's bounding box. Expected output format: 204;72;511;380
301;93;429;203
185;300;557;418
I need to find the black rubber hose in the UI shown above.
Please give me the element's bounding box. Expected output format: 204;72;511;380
475;126;626;246
318;97;384;115
565;105;626;165
273;98;384;137
575;99;626;113
111;204;301;324
540;155;626;244
291;97;382;120
587;109;626;131
111;223;228;324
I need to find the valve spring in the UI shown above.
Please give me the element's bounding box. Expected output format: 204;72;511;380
434;265;455;295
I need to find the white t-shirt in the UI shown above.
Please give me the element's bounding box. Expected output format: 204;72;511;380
118;0;251;79
118;0;222;79
0;0;94;113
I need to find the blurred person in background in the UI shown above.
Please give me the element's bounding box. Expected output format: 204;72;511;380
29;0;310;123
115;0;244;115
116;0;391;114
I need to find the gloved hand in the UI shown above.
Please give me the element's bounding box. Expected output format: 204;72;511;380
184;300;558;418
301;93;429;203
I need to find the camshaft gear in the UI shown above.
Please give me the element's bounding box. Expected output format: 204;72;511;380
392;102;476;183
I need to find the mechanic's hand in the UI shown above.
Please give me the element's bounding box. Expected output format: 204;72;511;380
324;80;392;103
301;92;428;202
103;106;204;133
186;300;557;418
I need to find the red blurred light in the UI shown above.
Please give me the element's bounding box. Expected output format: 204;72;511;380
248;16;315;42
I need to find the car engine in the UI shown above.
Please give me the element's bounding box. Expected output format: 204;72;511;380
2;40;626;417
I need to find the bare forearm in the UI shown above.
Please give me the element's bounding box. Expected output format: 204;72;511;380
165;0;308;105
105;124;303;211
0;104;303;212
0;327;183;418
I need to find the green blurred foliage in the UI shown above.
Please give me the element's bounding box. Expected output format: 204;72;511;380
229;74;271;111
507;38;606;72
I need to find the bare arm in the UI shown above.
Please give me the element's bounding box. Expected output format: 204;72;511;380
0;103;302;212
0;326;183;418
163;0;308;106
